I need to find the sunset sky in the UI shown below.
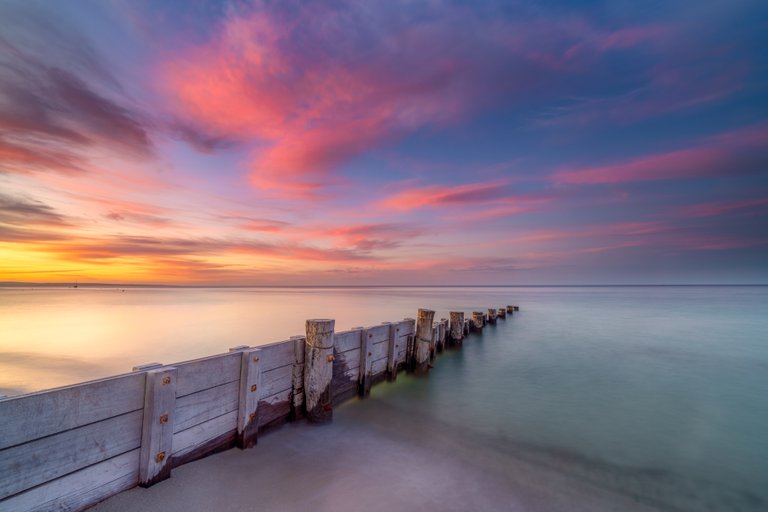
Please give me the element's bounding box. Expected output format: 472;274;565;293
1;0;767;285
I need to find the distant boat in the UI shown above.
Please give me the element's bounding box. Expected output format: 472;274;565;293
73;281;78;289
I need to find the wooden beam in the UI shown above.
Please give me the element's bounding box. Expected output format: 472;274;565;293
138;367;177;487
488;308;498;324
385;322;398;380
358;328;374;396
234;348;261;449
290;335;305;420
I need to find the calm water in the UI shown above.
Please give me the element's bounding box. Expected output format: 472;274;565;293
2;286;767;511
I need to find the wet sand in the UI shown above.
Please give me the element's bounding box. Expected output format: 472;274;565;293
92;391;661;512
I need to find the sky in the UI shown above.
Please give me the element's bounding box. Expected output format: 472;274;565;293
0;0;767;285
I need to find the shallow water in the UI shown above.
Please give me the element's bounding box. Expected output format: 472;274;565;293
3;286;768;510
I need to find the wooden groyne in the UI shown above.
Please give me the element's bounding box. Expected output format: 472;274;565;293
0;304;519;512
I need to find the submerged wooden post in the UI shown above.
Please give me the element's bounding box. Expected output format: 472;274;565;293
436;320;446;352
498;308;506;319
138;366;177;487
386;322;399;380
290;335;305;420
507;305;514;313
472;311;485;332
359;328;374;396
430;322;438;359
449;311;464;344
233;348;262;449
304;319;335;423
488;308;497;324
514;305;520;311
414;309;435;372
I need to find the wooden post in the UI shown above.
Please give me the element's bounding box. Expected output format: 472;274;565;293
290;335;305;420
498;308;506;319
449;311;464;344
430;322;438;359
436;320;445;352
386;322;398;381
514;305;520;311
359;328;374;397
507;305;514;313
230;348;261;449
488;308;497;324
138;366;177;487
414;309;435;372
472;311;485;332
304;319;335;423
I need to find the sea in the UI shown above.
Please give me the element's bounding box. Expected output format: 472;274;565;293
1;285;767;511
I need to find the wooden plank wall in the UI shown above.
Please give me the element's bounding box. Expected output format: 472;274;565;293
0;314;457;512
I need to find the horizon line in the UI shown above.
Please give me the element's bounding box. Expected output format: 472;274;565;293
1;282;766;288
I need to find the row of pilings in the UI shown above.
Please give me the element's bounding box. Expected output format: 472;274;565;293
304;304;519;422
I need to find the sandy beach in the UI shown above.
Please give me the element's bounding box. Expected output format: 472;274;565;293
92;392;662;512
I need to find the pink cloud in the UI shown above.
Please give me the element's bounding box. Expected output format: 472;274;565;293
552;124;768;185
379;180;511;211
159;4;671;198
678;198;768;218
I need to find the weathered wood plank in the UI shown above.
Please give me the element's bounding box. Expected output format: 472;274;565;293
371;357;387;376
0;450;139;512
371;338;389;361
258;388;292;429
332;380;357;404
0;372;144;450
138;367;176;487
334;348;361;372
175;353;240;397
173;380;239;434
260;362;293;398
334;329;362;353
172;410;237;460
259;340;295;372
0;411;142;500
362;324;390;344
399;318;416;336
235;348;262;449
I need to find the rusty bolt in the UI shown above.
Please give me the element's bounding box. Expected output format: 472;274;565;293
249;412;257;422
326;354;335;362
159;414;168;425
368;352;372;357
250;384;257;392
155;451;166;463
162;376;171;385
369;334;373;338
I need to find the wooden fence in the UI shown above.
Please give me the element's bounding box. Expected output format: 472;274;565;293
0;305;518;512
